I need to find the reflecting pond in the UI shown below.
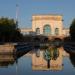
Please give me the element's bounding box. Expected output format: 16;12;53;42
0;46;75;75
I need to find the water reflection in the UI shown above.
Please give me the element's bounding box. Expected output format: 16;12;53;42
63;49;75;68
69;54;75;67
0;45;67;71
63;41;75;68
32;46;63;71
0;54;16;67
0;42;75;75
0;49;31;67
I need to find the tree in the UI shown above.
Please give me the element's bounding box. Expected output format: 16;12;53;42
0;17;23;42
70;19;75;41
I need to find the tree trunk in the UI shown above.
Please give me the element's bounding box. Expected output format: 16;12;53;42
47;60;50;68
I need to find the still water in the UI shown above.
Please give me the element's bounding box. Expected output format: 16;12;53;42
0;47;75;75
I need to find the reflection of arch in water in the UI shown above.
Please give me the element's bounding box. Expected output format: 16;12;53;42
43;47;59;60
32;47;63;70
53;47;59;60
43;25;51;36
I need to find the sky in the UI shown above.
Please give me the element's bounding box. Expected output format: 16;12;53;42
0;0;75;28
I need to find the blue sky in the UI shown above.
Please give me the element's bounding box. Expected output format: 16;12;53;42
0;0;75;28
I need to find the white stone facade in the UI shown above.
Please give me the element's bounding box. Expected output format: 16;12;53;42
32;15;63;36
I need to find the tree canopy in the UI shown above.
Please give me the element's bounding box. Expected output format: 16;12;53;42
70;19;75;41
0;17;23;42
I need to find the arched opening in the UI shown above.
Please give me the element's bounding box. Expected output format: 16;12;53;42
36;28;40;35
55;28;59;35
43;25;51;36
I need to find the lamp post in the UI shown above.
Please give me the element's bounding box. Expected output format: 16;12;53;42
16;0;19;28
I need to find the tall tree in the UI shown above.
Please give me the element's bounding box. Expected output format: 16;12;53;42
70;19;75;41
0;17;23;42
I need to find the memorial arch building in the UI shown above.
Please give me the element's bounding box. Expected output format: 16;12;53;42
32;14;68;36
21;14;69;36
